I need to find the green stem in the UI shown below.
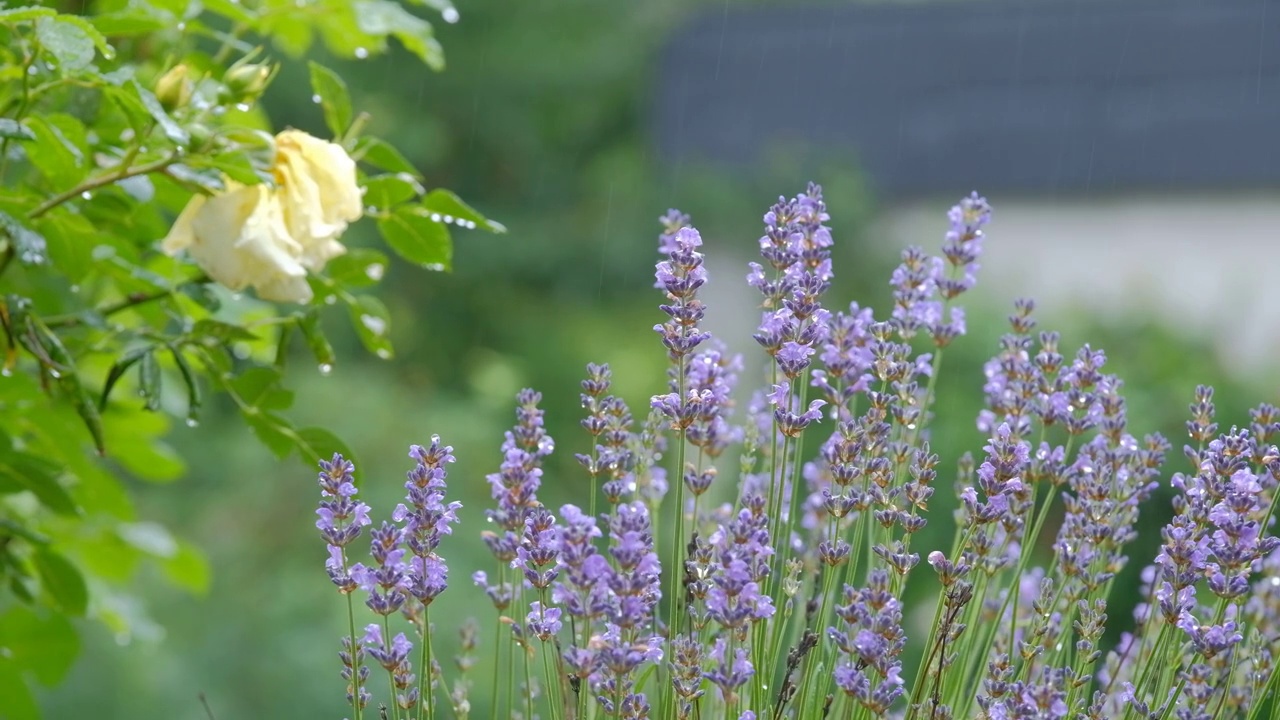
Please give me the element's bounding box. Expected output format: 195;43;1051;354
28;153;181;221
347;591;365;720
421;605;434;720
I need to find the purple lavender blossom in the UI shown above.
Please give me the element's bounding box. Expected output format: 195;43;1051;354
767;382;826;438
653;226;712;363
827;570;906;714
317;454;372;593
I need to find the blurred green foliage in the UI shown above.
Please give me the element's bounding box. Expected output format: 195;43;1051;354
20;0;1275;719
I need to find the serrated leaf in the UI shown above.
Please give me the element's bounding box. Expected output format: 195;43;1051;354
0;118;34;141
35;16;96;71
179;283;222;312
353;136;420;176
377;207;451;270
138;350;161;411
362;173;421;211
326;248;388;288
347;294;393;359
0;451;76;516
293;426;355;469
297;312;336;370
308;62;352;139
422;189;506;233
50;14;114;60
0;606;79;686
353;0;443;70
22;319;104;454
132;80;189;145
161;539;210;595
32;550;88;617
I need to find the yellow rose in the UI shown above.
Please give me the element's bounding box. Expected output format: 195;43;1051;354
162;183;315;304
161;130;363;304
272;129;363;268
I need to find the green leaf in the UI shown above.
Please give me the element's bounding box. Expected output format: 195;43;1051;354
230;367;293;411
161;539;210;595
189;151;267;186
421;189;507;233
89;3;174;36
168;346;201;424
32;550;88;617
100;345;151;410
25;115;84;189
353;0;444;70
347;294;393;359
34;210;95;282
0;451;77;516
116;521;177;558
34;16;96;71
0;211;47;266
49;14;114;60
166;163;225;192
297;312;336;371
293;426;355;469
353;136;419;176
138;350;162;411
190;318;258;344
308;62;353;139
326;248;388;288
179;283;222;312
131;80;189;145
377;206;452;270
0;6;57;24
20;318;104;454
242;408;294;459
0;664;38;720
0;605;80;686
0;119;34;141
362;173;421;211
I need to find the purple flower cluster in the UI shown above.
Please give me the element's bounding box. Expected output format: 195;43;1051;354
828;569;906;713
748;184;834;381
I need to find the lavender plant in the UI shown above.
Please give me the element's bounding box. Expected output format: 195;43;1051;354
314;185;1280;720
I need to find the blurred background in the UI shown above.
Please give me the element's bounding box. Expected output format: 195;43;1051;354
42;0;1278;717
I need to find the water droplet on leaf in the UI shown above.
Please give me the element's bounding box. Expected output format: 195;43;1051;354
375;349;391;360
360;314;386;335
311;94;322;104
318;363;334;376
354;47;369;59
443;7;459;22
186;418;199;428
365;264;385;281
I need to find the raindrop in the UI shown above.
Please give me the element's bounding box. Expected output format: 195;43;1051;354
120;129;136;142
365;264;385;281
27;66;37;76
354;47;369;59
324;294;337;305
1272;577;1280;587
69;285;80;294
81;191;92;200
48;369;62;379
186;418;199;428
311;94;322;104
232;342;250;359
424;263;445;272
442;214;455;225
360;314;386;335
176;22;186;31
429;213;442;222
375;348;392;360
235;103;250;112
366;206;379;214
442;7;460;23
1;367;11;377
318;363;334;376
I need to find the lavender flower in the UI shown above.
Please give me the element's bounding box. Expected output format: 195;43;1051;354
317;454;372;593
